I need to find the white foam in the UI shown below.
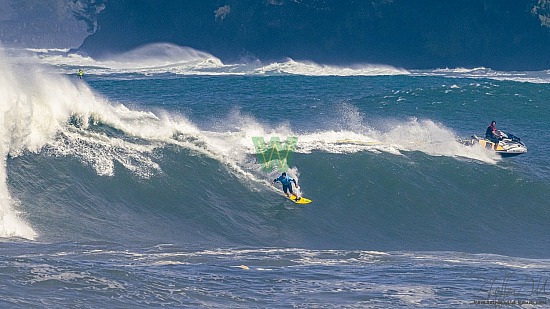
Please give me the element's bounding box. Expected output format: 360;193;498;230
415;67;550;84
105;43;220;68
25;48;70;54
0;51;211;239
211;108;499;164
29;43;224;76
254;58;409;76
0;56;41;239
28;44;409;77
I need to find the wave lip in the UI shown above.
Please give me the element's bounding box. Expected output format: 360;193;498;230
103;43;223;69
36;44;550;82
254;58;409;76
30;44;409;77
414;67;550;84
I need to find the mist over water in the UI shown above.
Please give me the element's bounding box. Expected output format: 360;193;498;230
27;43;409;76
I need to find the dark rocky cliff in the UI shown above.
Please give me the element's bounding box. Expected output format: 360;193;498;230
0;0;88;48
78;0;550;70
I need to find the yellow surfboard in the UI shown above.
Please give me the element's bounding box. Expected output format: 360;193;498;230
288;194;312;204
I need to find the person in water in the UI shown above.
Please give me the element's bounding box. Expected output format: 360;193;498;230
78;69;83;79
272;172;300;200
485;120;502;143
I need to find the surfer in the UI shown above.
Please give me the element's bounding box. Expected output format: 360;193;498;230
272;172;300;200
485;120;502;143
78;69;83;79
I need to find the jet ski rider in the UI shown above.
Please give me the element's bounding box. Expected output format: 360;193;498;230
485;120;502;144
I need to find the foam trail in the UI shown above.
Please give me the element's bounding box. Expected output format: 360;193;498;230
215;106;499;164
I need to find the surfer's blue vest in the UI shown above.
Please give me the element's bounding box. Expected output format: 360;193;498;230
275;175;294;186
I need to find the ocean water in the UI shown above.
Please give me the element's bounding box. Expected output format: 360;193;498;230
1;45;550;307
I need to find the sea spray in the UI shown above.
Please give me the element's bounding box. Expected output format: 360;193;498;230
0;57;41;239
0;53;169;238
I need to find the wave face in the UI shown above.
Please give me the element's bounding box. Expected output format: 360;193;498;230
3;50;550;261
77;0;550;70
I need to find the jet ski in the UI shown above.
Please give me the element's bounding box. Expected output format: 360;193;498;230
459;131;527;157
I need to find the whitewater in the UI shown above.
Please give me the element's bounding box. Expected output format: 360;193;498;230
1;45;550;307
